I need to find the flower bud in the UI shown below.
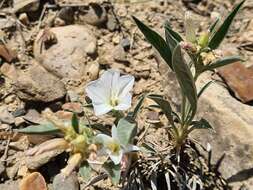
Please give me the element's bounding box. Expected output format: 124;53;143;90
198;32;210;48
180;41;197;54
185;11;197;43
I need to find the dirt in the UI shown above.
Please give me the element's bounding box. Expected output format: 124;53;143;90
0;0;253;190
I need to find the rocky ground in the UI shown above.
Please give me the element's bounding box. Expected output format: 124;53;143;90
0;0;253;189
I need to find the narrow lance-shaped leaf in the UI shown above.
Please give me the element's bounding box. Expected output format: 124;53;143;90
188;118;214;133
208;0;245;49
133;16;173;70
165;26;179;53
18;123;60;134
148;94;174;126
172;44;197;119
128;94;146;120
204;55;242;71
117;118;137;146
197;81;213;98
209;17;221;34
164;22;184;42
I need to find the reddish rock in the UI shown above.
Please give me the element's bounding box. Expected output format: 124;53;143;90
62;102;83;114
218;62;253;103
19;172;47;190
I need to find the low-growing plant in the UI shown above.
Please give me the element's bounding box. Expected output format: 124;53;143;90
133;0;245;159
19;70;142;185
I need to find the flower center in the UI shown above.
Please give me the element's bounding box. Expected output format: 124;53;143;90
107;141;120;154
110;92;119;107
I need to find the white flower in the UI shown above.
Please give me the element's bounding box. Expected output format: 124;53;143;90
85;69;135;116
95;126;139;165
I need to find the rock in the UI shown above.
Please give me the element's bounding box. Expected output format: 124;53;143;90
0;63;18;80
120;38;131;51
23;109;46;124
13;62;66;102
53;172;80;190
19;172;47;190
19;13;30;25
0;181;20;190
0;105;15;124
0;123;10;130
113;45;128;63
34;25;97;79
58;7;75;24
62;102;83;114
9;136;29;151
86;62;99;80
13;0;40;13
12;108;26;117
14;117;26;126
0;44;17;63
160;65;253;188
218;62;253;103
25;149;64;170
0;16;16;29
80;3;107;26
67;90;80;102
106;14;119;32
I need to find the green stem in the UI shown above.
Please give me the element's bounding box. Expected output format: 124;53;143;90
112;110;124;125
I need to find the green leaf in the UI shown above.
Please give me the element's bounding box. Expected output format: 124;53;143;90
172;44;197;119
18;123;59;134
148;94;174;125
128;94;146;120
197;81;213;98
190;118;214;131
204;56;242;71
164;22;184;42
164;22;183;52
208;0;245;49
71;113;79;134
79;161;92;182
133;16;173;70
209;17;220;34
117;118;137;146
165;27;178;53
103;162;121;185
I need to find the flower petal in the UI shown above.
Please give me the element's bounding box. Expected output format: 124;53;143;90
111;125;119;141
93;103;113;116
100;69;120;94
124;145;140;153
109;149;123;165
86;80;110;103
118;75;135;99
95;134;112;144
115;93;132;111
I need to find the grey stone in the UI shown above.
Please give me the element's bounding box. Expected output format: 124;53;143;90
34;25;97;79
14;61;66;102
0;105;15;124
13;0;40;13
53;172;80;190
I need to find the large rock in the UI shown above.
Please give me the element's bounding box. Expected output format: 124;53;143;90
1;62;66;102
158;60;253;188
34;25;97;79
